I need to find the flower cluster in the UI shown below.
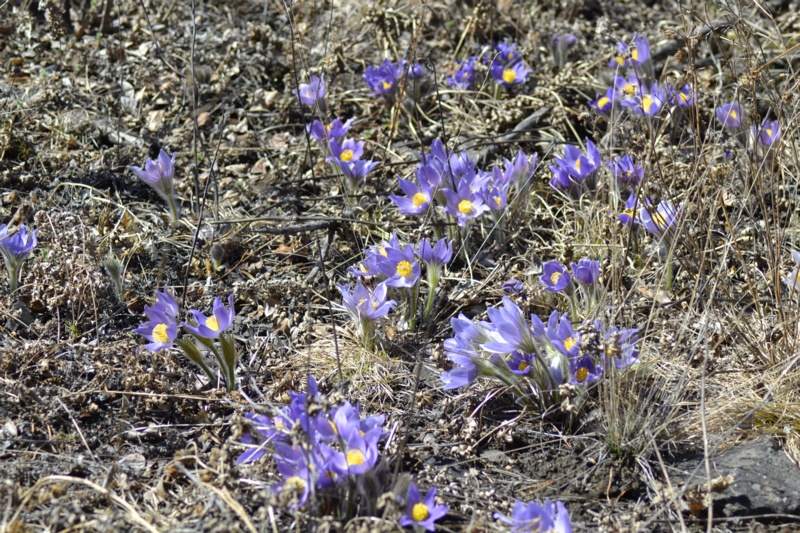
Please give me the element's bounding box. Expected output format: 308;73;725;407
441;296;638;410
494;499;572;533
342;232;453;341
0;223;38;293
237;377;387;510
135;289;238;391
390;139;538;238
305;115;378;191
128;149;181;223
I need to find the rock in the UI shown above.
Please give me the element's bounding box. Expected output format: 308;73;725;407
668;436;800;518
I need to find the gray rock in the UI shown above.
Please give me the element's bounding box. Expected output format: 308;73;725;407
668;436;800;518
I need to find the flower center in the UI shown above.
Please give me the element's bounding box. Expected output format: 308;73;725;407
574;159;581;172
576;366;589;383
412;192;428;207
502;68;516;84
598;96;610;109
381;80;392;90
379;247;388;257
340;149;354;162
729;109;737;119
766;128;773;137
325;122;333;131
411;502;430;522
494;196;502;207
518;361;529;371
623;83;636;96
631;47;639;62
458;199;473;215
679;92;688;103
615;55;625;66
285;476;306;491
346;449;365;467
396;260;412;278
564;337;577;351
153;323;170;344
652;212;667;229
642;95;654;113
550;272;562;285
206;316;220;332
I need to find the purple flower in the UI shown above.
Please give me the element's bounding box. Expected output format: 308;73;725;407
418;238;453;267
389;179;434;216
273;452;312;508
626;82;666;117
571;355;602;385
614;74;642;105
339;280;396;321
327;138;365;163
669;84;694;108
483;297;543;355
335;427;381;476
399;483;449;532
294;74;325;107
540;261;571;292
334;159;380;183
597;322;640;370
716;102;744;129
589;87;616;113
609;32;650;69
639;200;680;237
549;164;576;192
152;287;180;320
307;117;353;143
443;175;490;226
503;150;538;188
618;193;646;226
484;182;509;211
494;41;523;66
503;278;524;294
183;294;235;339
441;348;479;390
0;224;38;292
408;62;427;79
363;59;401;97
609;154;643;188
571;258;600;286
555;139;602;182
236;413;279;464
751;119;780;146
491;61;532;86
495;499;572;533
545;311;580;357
446;56;477;90
378;244;421;288
508;351;534;375
128;149;180;221
134;308;178;352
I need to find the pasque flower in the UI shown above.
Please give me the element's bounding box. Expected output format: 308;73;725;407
609;154;643;188
389;178;434;216
339;280;396;322
443;175;490;226
183;294;235;339
379;245;421;288
540;261;571;292
589;87;616;113
447;56;477;90
751;119;780;146
294;74;326;107
716;102;744;129
0;224;38;293
364;59;401;97
609;32;650;69
134;304;178;352
307;117;353;144
783;250;800;291
494;499;572;533
491;61;532;86
639;200;681;237
399;483;449;531
128;149;180;222
570;258;600;286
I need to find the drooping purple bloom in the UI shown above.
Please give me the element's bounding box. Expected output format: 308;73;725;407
182;294;235;339
554;139;602;182
128;149;180;221
389;178;434;216
294;75;326;107
609;32;650;69
597;322;640;370
540;261;571;292
503;150;538;189
334;159;380;183
399;483;449;532
609;154;643;188
307;117;353;143
0;224;38;292
447;56;477;90
236;413;279;464
716;102;744;129
418;238;453;267
483;297;543;355
570;258;600;286
494;499;572;533
751;119;780;146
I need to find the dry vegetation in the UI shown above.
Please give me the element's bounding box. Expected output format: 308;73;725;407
3;0;800;531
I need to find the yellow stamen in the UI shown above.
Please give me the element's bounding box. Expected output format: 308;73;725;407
597;96;610;109
346;449;365;466
153;324;170;344
652;212;667;229
382;80;392;90
574;159;581;172
623;83;636;96
412;502;430;522
642;95;654;114
729;110;737;119
379;247;388;257
458;199;473;215
679;92;688;103
518;361;529;371
576;366;589;383
206;316;220;332
340;149;354;162
275;419;284;429
615;56;625;66
564;337;577;351
412;192;428;207
550;272;562;284
396;260;412;278
325;122;333;131
495;196;502;207
766;128;773;137
285;476;305;491
631;47;639;62
622;208;635;218
502;68;516;84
